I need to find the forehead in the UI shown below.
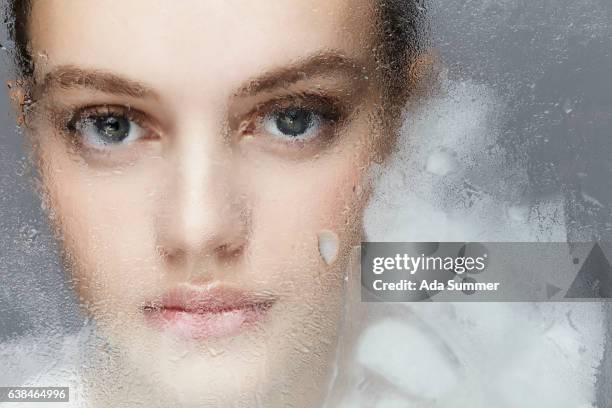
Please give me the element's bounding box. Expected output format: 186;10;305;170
28;0;375;91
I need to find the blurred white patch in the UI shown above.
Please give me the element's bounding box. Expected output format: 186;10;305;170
426;149;458;176
329;75;605;408
364;73;566;243
357;319;460;399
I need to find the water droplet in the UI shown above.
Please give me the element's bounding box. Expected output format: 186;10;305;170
318;229;339;265
563;98;574;114
28;228;40;241
20;225;40;245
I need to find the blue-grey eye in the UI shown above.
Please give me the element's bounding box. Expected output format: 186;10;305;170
94;115;130;142
263;108;321;139
76;114;145;148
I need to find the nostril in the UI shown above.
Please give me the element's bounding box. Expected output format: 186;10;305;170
156;245;186;264
216;243;244;261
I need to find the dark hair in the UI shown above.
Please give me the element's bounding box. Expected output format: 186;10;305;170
5;0;31;76
5;0;428;100
375;0;429;100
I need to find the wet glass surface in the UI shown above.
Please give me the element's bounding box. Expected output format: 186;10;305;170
0;1;611;407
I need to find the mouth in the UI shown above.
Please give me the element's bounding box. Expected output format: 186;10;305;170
142;284;277;340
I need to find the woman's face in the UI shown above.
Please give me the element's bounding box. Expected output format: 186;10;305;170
22;0;389;405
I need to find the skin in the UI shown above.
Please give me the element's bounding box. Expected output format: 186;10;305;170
11;0;407;406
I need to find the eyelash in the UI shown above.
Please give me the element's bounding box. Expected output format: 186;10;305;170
59;94;344;152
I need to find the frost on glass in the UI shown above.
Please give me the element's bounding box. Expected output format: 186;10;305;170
0;0;610;407
328;1;610;407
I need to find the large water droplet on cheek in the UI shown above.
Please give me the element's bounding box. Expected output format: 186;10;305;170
317;230;339;265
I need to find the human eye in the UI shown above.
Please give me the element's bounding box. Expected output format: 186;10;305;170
261;107;323;140
66;105;158;151
245;94;344;146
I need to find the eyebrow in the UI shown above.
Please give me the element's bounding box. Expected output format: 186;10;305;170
33;66;155;99
33;51;367;100
235;51;367;96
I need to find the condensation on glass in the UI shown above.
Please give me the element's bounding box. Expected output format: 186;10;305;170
0;1;610;407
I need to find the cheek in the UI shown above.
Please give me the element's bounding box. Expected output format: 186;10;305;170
243;145;370;291
38;139;161;305
244;128;377;262
238;148;371;370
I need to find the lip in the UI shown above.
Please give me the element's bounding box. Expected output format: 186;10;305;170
142;284;276;340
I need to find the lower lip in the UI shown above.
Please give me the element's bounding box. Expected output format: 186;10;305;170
144;305;270;340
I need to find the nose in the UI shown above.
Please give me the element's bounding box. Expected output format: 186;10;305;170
155;124;249;277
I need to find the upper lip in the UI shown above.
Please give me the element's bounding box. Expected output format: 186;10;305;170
142;283;277;314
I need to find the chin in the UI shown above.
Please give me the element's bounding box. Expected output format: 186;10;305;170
98;302;336;406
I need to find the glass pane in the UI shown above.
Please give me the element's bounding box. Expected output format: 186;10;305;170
0;1;610;406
